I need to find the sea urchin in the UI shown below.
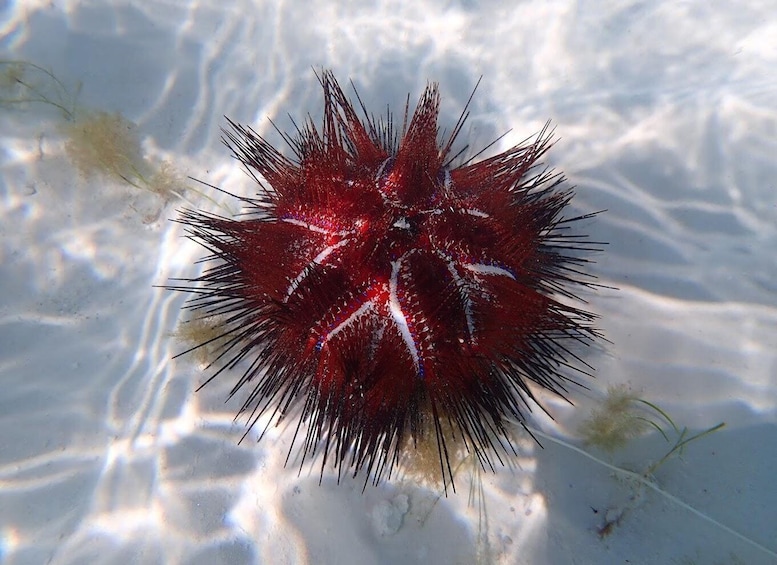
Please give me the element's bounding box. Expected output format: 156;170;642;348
167;70;602;492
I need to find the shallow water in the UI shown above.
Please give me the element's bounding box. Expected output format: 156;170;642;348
1;1;776;564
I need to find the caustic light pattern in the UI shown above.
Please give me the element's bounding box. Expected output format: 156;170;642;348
168;71;602;492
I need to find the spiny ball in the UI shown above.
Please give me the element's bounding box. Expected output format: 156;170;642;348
167;70;602;492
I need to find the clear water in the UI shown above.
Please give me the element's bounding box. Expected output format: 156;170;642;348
1;1;776;564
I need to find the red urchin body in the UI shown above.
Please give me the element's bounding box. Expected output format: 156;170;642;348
168;71;601;492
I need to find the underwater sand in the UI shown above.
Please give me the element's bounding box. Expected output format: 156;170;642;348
1;1;776;564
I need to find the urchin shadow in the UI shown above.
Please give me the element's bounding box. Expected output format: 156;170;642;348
530;419;777;564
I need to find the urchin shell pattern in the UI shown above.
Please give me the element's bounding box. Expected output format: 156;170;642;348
169;71;601;491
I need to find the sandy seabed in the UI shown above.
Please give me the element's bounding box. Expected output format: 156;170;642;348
1;1;776;564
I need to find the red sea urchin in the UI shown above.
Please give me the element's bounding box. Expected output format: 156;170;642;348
166;70;603;492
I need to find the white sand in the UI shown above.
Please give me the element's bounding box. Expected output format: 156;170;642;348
1;1;776;564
